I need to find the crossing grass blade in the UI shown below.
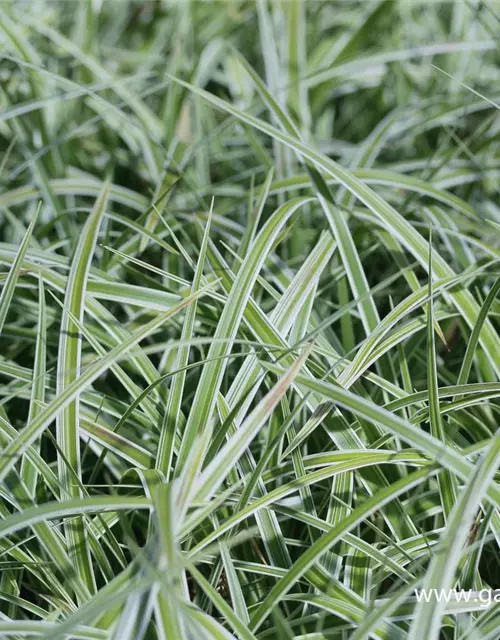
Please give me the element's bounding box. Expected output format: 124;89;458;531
0;204;39;335
426;232;457;519
155;202;213;479
55;179;110;593
19;275;47;495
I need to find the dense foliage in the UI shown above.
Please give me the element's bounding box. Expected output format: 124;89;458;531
1;1;500;638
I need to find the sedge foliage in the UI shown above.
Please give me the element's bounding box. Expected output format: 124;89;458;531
1;1;500;639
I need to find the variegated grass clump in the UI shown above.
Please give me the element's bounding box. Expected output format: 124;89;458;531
1;1;500;639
